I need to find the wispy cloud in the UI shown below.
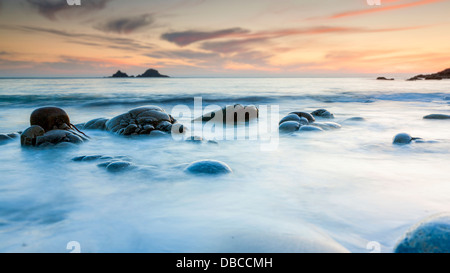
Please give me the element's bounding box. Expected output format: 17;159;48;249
94;14;154;34
161;28;250;46
26;0;111;20
5;25;155;52
201;38;269;54
163;25;424;48
324;0;446;19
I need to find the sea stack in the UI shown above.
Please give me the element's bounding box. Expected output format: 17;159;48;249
137;68;169;78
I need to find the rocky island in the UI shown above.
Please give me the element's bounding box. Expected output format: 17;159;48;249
110;68;169;78
407;68;450;81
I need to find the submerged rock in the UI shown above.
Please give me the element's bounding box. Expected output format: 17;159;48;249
0;134;12;142
393;133;417;145
311;109;334;119
278;121;300;134
342;117;365;124
299;125;324;132
423;114;450;120
184;160;232;175
394;214;450;253
104;161;137;173
311;122;341;130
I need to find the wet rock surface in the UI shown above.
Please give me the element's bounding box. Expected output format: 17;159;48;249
184;160;233;175
394;214;450;253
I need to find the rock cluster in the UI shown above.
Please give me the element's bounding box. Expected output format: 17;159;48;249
20;107;88;148
82;106;185;136
278;109;340;134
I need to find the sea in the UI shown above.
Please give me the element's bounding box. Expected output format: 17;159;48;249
0;77;450;253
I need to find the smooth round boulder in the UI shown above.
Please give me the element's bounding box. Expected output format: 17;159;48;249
393;133;413;145
279;121;300;134
299;125;324;132
394;214;450;253
20;125;45;146
30;107;71;132
184;160;232;175
279;114;302;125
423;114;450;120
311;109;334;119
289;112;315;123
84;118;109;130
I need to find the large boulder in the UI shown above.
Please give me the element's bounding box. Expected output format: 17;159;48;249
104;106;179;136
394;214;450;253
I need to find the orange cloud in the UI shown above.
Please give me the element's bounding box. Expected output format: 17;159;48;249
327;0;446;19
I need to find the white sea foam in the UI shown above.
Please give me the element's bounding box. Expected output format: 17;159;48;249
1;78;450;253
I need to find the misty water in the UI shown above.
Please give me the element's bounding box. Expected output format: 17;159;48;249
1;77;450;253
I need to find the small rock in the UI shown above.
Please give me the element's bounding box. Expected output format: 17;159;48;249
393;133;413;145
123;124;138;135
6;133;19;139
279;114;302;125
105;161;136;173
394;214;450;253
83;118;109;130
343;117;365;123
299;125;324;132
149;130;168;137
423;114;450;120
279;121;300;134
0;134;12;141
184;160;232;175
311;109;334;119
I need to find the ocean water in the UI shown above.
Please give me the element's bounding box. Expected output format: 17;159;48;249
0;77;450;253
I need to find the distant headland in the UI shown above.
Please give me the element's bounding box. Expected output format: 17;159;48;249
407;68;450;81
109;68;169;78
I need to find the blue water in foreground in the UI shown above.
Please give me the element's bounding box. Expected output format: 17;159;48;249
1;77;450;253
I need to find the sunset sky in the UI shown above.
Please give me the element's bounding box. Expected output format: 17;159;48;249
0;0;449;77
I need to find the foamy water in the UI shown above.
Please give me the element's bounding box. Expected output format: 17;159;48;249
1;77;450;253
